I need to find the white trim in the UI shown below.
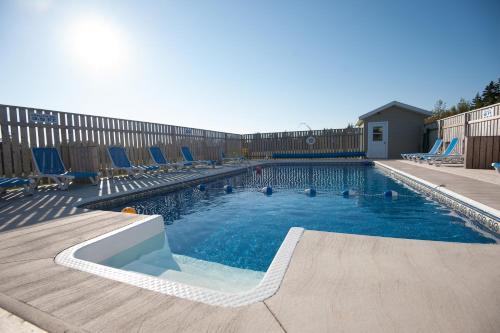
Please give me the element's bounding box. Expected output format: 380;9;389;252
55;215;304;307
468;114;500;124
359;101;432;120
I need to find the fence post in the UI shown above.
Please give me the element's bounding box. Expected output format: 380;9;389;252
0;107;13;177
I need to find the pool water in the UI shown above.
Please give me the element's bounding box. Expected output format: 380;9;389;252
107;164;496;290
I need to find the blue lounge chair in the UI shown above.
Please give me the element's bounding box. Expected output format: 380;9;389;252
108;146;159;177
0;177;35;195
425;138;463;166
221;151;246;165
31;147;99;190
149;146;188;170
180;146;215;168
492;162;500;174
401;139;442;160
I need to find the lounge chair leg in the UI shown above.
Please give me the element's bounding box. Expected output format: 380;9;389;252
90;177;97;185
23;183;35;196
35;178;40;190
53;177;68;190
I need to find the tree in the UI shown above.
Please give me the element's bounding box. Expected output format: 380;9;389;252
433;99;447;116
495;79;500;104
481;80;497;106
456;98;471;113
471;93;483;109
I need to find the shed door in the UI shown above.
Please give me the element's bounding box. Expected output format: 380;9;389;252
367;121;388;159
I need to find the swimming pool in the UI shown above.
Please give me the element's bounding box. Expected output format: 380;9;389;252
84;164;494;292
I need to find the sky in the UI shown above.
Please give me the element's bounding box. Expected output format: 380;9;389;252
0;0;499;134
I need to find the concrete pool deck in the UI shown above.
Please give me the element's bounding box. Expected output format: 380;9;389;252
379;160;500;211
0;159;499;332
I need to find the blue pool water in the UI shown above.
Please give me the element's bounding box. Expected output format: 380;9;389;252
111;164;496;276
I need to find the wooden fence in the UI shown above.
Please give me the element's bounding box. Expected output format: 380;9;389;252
440;102;500;154
242;128;364;159
464;136;500;169
0;104;242;177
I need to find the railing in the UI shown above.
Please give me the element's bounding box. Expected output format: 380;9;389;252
0;104;242;177
440;102;500;154
242;128;364;159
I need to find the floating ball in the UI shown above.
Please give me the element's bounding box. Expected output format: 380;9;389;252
261;186;273;195
342;189;357;197
304;188;316;197
384;190;398;198
197;184;206;191
224;185;233;193
121;207;137;214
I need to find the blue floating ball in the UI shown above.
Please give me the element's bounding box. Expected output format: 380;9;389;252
224;185;233;193
305;188;316;197
261;186;273;195
384;190;398;198
197;184;206;191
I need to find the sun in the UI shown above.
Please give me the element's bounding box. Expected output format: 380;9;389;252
67;16;128;71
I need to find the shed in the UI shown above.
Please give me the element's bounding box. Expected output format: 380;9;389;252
358;101;432;159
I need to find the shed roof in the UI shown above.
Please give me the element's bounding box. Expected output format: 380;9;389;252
358;101;432;120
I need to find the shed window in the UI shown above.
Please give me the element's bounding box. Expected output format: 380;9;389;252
372;126;383;141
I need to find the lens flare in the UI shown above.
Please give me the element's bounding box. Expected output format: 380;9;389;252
67;16;128;72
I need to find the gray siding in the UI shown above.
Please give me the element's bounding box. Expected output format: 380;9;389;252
363;106;427;159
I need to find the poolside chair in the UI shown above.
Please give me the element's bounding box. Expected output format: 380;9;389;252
221;151;246;165
31;147;99;190
107;146;160;177
180;146;215;168
401;139;442;160
0;177;35;196
492;162;500;174
148;146;188;171
425;138;463;166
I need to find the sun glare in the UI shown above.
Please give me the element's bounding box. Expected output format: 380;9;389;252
67;16;128;72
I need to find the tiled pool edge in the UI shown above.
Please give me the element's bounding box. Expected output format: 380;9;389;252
77;160;372;210
77;167;254;210
375;161;500;237
55;214;305;307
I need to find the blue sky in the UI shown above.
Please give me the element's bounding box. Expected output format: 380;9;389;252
0;0;499;133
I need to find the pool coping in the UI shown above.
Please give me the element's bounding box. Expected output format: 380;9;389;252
375;161;500;237
55;214;305;307
77;166;254;210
